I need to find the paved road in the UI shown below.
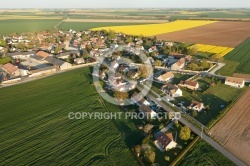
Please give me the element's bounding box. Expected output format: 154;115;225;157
137;85;247;166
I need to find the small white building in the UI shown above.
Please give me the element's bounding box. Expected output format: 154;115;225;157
162;83;183;98
188;101;205;112
225;77;245;88
157;133;177;151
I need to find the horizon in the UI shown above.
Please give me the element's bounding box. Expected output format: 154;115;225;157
1;0;250;9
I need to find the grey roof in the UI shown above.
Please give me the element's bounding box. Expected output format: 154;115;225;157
44;56;66;66
6;52;22;56
32;55;43;61
39;66;56;71
6;51;36;56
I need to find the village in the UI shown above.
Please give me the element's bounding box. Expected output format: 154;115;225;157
0;28;247;164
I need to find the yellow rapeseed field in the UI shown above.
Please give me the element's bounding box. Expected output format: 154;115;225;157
91;20;217;36
192;44;234;58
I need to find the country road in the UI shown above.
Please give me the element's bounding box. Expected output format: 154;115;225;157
137;85;247;166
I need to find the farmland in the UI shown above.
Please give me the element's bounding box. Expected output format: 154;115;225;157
58;22;151;31
91;20;217;36
156;21;250;47
191;44;234;58
217;38;250;75
0;19;61;35
209;88;250;165
178;139;235;166
0;67;141;165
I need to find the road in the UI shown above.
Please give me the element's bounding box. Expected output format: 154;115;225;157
137;85;247;166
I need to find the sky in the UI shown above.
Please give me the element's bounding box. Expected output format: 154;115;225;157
1;0;250;8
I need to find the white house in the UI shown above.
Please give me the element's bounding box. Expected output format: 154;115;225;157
188;101;205;112
157;133;177;151
225;77;245;88
171;58;185;70
162;83;183;98
157;72;174;82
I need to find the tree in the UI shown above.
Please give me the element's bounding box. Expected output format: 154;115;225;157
83;49;89;59
179;126;191;140
187;47;197;55
143;124;153;134
114;91;129;100
191;110;198;117
134;145;141;156
189;63;199;71
0;39;6;47
154;60;162;66
165;156;170;161
138;65;148;78
201;60;209;69
144;150;155;164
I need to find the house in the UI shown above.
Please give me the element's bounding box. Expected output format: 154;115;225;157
178;80;199;90
188;100;205;112
171;58;185;70
156;133;177;151
148;46;158;53
157;72;174;82
1;63;20;77
44;56;72;70
131;92;150;106
74;58;85;64
108;74;126;91
225;77;245;88
110;60;119;70
57;52;71;60
127;70;139;79
162;83;182;98
168;52;186;59
36;51;50;59
6;51;36;59
139;104;158;119
93;70;106;80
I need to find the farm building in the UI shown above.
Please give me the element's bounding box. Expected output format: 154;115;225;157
188;100;205;112
178;80;199;90
162;83;182;98
225;77;245;88
44;56;72;70
6;51;36;59
1;63;20;77
157;72;174;82
156;133;177;151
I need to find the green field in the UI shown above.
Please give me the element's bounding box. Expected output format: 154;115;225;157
0;19;61;35
218;38;250;75
178;139;235;165
58;22;150;31
0;67;142;165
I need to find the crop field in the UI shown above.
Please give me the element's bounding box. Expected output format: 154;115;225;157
191;44;234;58
0;68;141;165
58;22;151;31
178;139;235;166
209;88;250;165
91;20;216;36
0;19;61;35
224;38;250;74
156;21;250;47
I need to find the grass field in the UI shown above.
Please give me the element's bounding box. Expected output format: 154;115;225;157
0;67;141;165
0;19;61;35
222;38;250;74
178;139;235;166
58;22;150;31
91;20;217;36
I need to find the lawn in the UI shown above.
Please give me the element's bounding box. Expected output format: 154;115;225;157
0;67;140;165
0;57;13;64
216;60;240;76
58;22;150;31
0;19;61;35
218;38;250;74
178;139;235;166
173;78;246;125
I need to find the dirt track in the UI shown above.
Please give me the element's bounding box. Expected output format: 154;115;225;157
156;21;250;47
209;88;250;165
